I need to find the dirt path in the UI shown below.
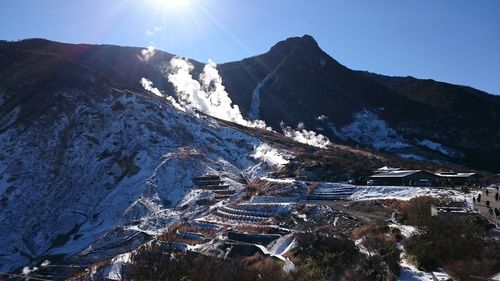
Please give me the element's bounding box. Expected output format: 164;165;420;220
474;187;500;226
309;200;390;222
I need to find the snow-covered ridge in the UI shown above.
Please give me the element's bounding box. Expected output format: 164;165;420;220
0;86;276;273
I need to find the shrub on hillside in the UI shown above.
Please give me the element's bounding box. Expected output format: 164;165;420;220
129;242;291;281
292;232;400;281
394;196;440;226
400;197;499;279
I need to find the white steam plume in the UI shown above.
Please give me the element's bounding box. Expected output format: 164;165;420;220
281;122;331;148
140;78;163;97
22;266;38;275
140;78;184;111
142;56;331;149
139;46;156;62
166;57;269;129
316;114;328;121
252;143;290;167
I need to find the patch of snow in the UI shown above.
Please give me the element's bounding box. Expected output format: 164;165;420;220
431;268;453;281
398;153;426;161
269;234;296;256
348;185;467;201
296;213;307;221
339;109;410;150
377;166;400;172
237;203;292;215
355;238;372;257
254;235;297;271
399;257;433;281
389;224;417;239
250;196;299;204
464;190;481;208
261;177;296;184
249;73;271;120
105;252;131;280
306;181;467;202
417;139;462;158
282;259;296;272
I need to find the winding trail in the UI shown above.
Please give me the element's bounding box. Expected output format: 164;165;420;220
309;200;390;222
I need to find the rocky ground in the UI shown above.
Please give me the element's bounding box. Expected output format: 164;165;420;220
46;176;493;281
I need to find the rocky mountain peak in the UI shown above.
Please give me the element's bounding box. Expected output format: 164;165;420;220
268;34;324;60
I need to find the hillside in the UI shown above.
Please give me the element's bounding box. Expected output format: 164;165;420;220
218;35;500;172
0;39;265;273
0;37;497;276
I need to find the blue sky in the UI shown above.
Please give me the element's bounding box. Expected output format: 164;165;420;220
1;0;499;94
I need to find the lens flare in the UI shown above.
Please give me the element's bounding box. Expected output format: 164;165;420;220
153;0;191;10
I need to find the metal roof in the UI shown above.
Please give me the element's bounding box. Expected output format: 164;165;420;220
434;172;477;178
371;169;477;179
371;170;423;178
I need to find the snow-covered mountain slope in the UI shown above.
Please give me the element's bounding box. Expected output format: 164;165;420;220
0;38;494;275
3;38;497;173
218;35;500;172
0;85;272;273
0;39;395;274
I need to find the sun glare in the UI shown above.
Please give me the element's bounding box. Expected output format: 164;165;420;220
154;0;191;11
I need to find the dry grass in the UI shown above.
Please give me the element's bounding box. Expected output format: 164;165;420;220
351;221;389;240
382;199;412;211
234;224;276;234
129;242;293;281
158;225;179;242
176;224;217;238
246;179;274;196
241;252;266;265
173;237;203;245
306;182;320;195
159;229;200;245
158;223;218;245
445;258;498;281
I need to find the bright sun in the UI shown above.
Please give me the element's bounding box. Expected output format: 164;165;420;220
154;0;191;11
